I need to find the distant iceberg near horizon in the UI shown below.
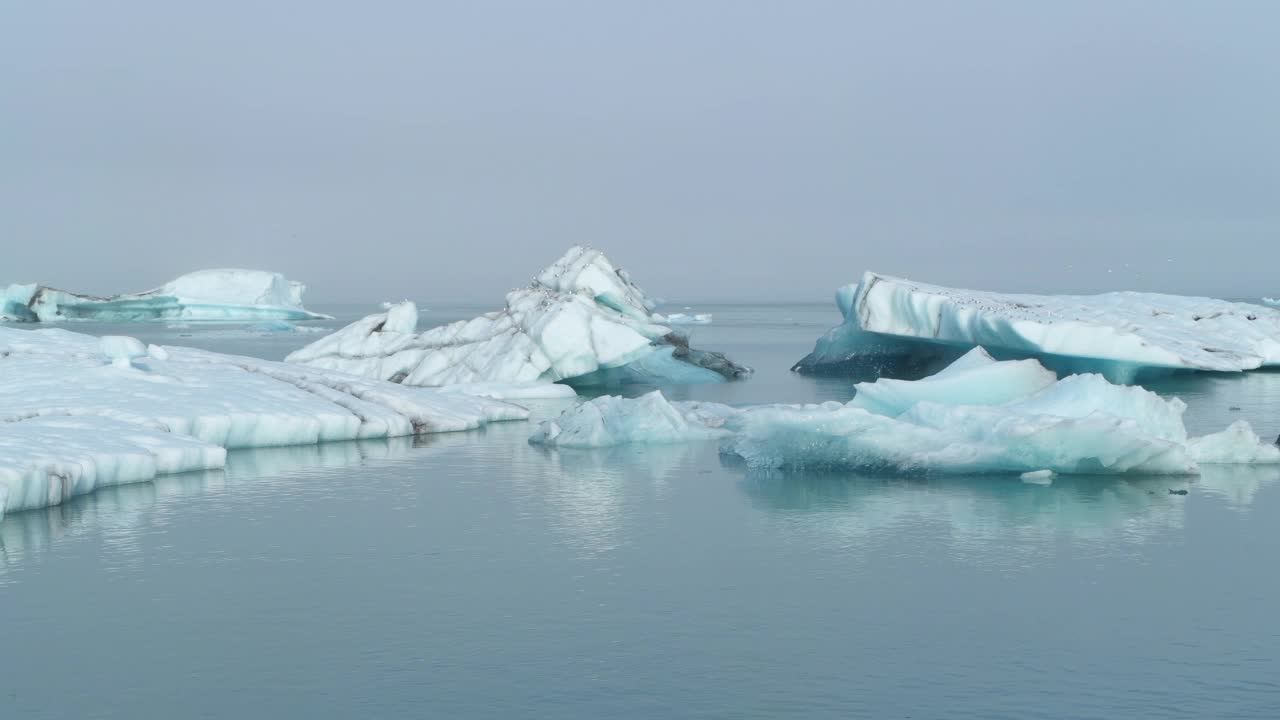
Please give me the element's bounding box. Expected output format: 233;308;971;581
793;272;1280;384
655;312;712;325
531;347;1280;476
0;269;331;323
286;246;750;389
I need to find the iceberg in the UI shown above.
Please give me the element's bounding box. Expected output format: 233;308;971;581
0;416;227;518
0;269;331;322
532;348;1280;475
1186;421;1280;464
286;246;749;388
0;325;529;517
529;391;735;447
1020;469;1056;485
655;312;712;325
845;347;1058;416
794;272;1280;384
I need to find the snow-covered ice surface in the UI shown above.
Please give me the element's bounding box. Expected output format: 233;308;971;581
0;325;530;518
794;272;1280;384
1;269;331;323
533;348;1280;475
287;247;749;389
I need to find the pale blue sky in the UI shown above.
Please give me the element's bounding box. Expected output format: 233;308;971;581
3;1;1278;302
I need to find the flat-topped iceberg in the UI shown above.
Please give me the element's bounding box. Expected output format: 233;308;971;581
655;312;712;325
286;246;749;388
1;269;331;322
794;272;1280;384
0;325;529;518
532;348;1280;475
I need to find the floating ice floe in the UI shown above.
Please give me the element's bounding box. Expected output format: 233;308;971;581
532;348;1280;475
794;272;1280;384
655;312;712;325
286;246;749;389
528;392;735;447
0;269;331;323
1020;469;1056;485
0;326;530;517
1263;298;1280;307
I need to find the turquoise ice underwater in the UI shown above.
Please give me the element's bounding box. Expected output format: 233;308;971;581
3;300;1280;719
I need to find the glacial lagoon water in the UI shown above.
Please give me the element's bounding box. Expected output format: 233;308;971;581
3;303;1280;718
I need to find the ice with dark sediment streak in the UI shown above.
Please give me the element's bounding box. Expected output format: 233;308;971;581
0;269;331;322
531;347;1280;475
794;272;1280;384
286;246;749;389
0;325;530;518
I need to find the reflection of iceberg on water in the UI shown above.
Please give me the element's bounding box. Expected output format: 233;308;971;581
736;469;1196;557
532;348;1280;476
222;435;415;478
1194;465;1280;508
0;437;414;575
513;430;709;556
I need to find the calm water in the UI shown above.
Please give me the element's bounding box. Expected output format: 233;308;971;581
3;303;1280;718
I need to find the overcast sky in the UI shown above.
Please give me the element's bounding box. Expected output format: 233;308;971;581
3;1;1278;304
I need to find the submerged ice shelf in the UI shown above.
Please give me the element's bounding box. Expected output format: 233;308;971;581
532;348;1280;475
794;272;1280;384
0;325;530;518
1;269;331;323
286;246;749;389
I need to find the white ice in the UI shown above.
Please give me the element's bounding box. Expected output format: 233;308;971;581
1;269;331;323
0;325;530;517
655;312;713;325
532;348;1280;475
100;335;148;368
795;271;1280;384
1187;421;1280;464
529;391;734;447
1020;469;1056;485
845;347;1057;416
435;382;578;401
0;417;226;516
287;246;748;388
